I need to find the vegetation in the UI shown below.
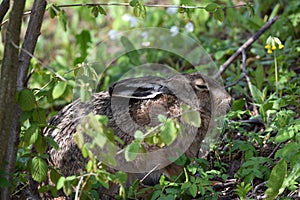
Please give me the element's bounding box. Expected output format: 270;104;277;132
0;0;299;199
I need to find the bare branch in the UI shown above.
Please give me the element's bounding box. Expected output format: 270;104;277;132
214;16;279;79
18;0;47;90
57;2;250;9
0;0;9;29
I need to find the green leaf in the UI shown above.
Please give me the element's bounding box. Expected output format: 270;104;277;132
231;99;245;111
52;81;67;99
116;171;128;184
134;130;144;142
125;142;140;161
181;104;201;127
214;9;224;22
23;124;39;146
129;0;139;7
46;136;59;150
50;169;61;184
160;119;178;145
255;65;265;90
189;184;197;197
58;9;67;31
91;6;99;17
17;89;36;111
205;3;218;12
56;176;65;190
265;159;287;200
250;85;263;104
75;30;92;59
120;36;140;65
31;157;48;183
0;176;11;188
98;6;107;15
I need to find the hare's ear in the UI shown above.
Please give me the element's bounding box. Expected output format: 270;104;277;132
108;76;171;99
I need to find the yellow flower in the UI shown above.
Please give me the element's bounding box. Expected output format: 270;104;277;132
279;44;284;49
267;49;273;54
271;46;277;50
265;44;271;49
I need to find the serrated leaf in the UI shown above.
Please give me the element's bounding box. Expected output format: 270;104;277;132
265;159;287;200
125;142;140;161
17;89;36;111
205;3;218;12
31;157;48;183
214;9;224;22
189;184;197;197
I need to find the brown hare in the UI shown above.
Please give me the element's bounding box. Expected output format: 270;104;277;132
43;72;231;198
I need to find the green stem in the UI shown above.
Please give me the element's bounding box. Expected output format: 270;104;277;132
274;52;278;95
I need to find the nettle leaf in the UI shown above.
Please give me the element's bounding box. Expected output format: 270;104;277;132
17;89;36;111
189;184;197;198
265;159;287;199
23;123;39;146
31;157;48;183
125;142;140;161
214;9;224;22
205;3;218;12
52;81;67;99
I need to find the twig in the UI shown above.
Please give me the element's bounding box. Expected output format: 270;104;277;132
75;176;84;200
140;164;160;183
57;2;250;9
214;16;279;79
0;11;31;28
0;0;10;29
241;49;258;115
11;42;67;82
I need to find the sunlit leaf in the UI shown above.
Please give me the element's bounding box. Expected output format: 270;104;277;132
125;142;140;161
31;157;48;183
52;81;67;99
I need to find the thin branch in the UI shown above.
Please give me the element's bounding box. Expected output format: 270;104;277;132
214;16;279;79
18;0;47;90
0;0;9;29
0;10;31;28
12;42;67;82
241;49;258;115
57;2;250;9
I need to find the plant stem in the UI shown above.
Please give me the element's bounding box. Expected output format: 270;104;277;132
274;51;278;95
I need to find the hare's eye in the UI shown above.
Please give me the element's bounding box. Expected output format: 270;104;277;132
193;78;208;90
194;84;208;90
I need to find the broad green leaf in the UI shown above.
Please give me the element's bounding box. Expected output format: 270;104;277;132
182;110;201;128
23;124;39;146
17;89;36;111
31;157;48;183
214;9;224;22
160;120;178;145
98;6;107;15
0;177;11;188
46;136;59;150
129;0;139;7
182;104;201;127
125;142;140;161
52;81;67;99
189;184;197;197
116;171;128;184
50;169;61;184
265;159;287;200
56;177;65;190
134;130;144;142
231;99;245;111
205;3;218;12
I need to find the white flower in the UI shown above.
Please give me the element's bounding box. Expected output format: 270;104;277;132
170;26;179;36
166;7;178;15
122;14;138;27
108;29;118;40
184;22;194;33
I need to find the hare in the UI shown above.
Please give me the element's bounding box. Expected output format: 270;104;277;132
42;72;231;198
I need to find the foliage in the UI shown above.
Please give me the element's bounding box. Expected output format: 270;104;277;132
0;0;299;199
